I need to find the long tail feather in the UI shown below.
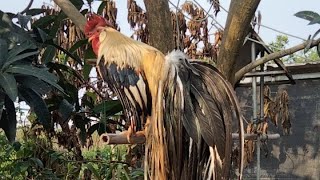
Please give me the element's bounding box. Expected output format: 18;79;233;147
145;50;244;179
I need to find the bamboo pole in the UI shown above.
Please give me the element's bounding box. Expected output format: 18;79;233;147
101;132;280;144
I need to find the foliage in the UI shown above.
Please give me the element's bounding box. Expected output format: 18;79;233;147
0;11;63;142
0;130;144;179
269;35;319;63
0;1;137;178
295;10;320;57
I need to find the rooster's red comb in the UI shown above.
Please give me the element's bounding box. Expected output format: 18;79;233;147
84;14;108;36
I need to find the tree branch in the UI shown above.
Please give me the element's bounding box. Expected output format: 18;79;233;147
53;0;86;32
217;0;260;84
235;38;320;83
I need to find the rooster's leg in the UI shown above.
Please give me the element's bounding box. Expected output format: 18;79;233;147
126;116;150;143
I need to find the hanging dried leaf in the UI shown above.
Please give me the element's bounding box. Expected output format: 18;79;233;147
208;0;220;16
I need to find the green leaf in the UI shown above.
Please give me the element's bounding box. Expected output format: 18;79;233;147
84;46;96;60
294;11;320;25
119;166;130;180
93;100;123;117
29;157;44;168
48;12;65;38
309;17;320;25
82;63;92;80
97;1;107;14
15;161;30;172
12;141;21;151
34;28;49;43
49;42;83;65
0;73;17;101
130;168;144;178
16;76;52;95
58;99;73;121
0;39;8;67
42;45;56;63
19;87;50;127
69;39;88;53
6;64;64;92
25;8;46;16
83;163;101;180
87;122;109;136
0;95;17;142
70;0;84;10
32;15;56;28
7;41;36;61
47;62;84;82
3;50;38;70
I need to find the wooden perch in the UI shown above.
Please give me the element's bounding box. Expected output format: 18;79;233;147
101;132;146;144
101;132;280;144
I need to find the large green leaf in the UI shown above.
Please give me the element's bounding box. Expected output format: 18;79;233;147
41;45;56;63
19;87;50;127
15;75;52;95
97;1;107;14
0;39;8;67
7;41;37;62
93;100;123;117
25;8;46;16
47;62;84;82
49;12;65;38
32;15;56;28
0;73;17;101
294;11;320;25
0;95;17;142
82;63;92;80
6;64;64;92
2;50;38;70
58;99;73;121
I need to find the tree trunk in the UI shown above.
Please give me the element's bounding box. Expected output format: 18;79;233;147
217;0;260;85
144;0;174;54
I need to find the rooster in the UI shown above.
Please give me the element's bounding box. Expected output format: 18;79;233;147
84;14;244;180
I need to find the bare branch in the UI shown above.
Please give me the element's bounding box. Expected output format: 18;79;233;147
53;0;86;32
235;38;320;83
